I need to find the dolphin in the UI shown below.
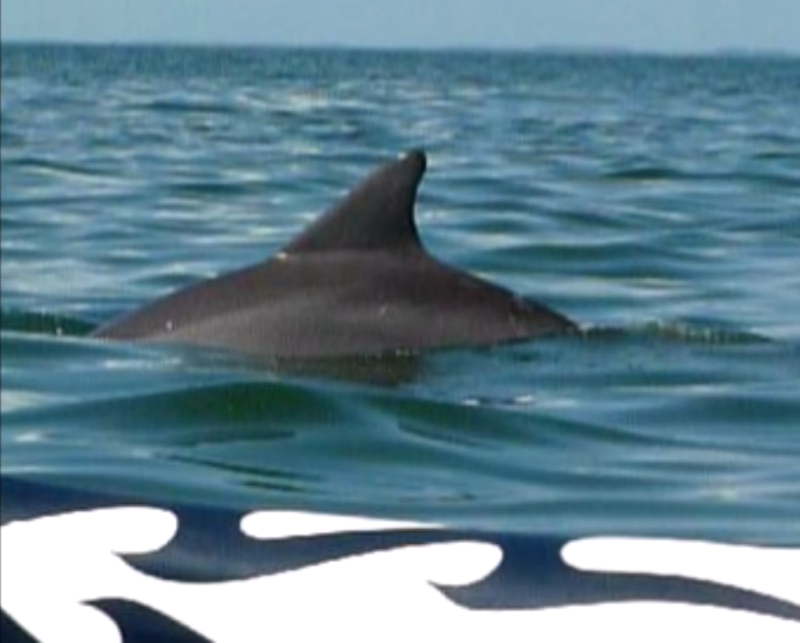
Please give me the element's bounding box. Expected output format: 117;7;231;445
93;150;577;359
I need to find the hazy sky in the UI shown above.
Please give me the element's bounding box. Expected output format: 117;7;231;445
3;0;798;53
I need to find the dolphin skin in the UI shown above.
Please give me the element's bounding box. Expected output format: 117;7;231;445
93;150;577;359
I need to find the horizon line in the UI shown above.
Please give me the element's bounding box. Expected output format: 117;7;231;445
3;38;798;59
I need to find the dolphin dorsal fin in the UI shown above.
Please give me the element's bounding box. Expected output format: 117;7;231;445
283;150;427;254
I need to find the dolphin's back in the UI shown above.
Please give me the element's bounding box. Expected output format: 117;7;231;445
94;151;576;358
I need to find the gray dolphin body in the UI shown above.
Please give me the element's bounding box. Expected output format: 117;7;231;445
93;151;576;358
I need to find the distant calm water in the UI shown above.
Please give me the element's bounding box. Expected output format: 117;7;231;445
2;45;799;544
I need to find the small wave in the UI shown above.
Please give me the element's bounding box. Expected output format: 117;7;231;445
584;321;769;345
601;166;686;182
751;150;800;162
136;99;238;115
1;193;134;212
5;378;357;449
6;157;111;179
0;129;26;147
164;179;268;198
602;165;799;189
740;171;800;189
0;310;94;337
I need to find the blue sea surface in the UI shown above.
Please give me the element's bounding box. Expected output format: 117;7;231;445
2;45;799;544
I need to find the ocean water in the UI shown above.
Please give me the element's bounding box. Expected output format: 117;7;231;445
2;45;799;545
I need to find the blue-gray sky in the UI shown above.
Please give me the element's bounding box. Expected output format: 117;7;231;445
3;0;798;53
